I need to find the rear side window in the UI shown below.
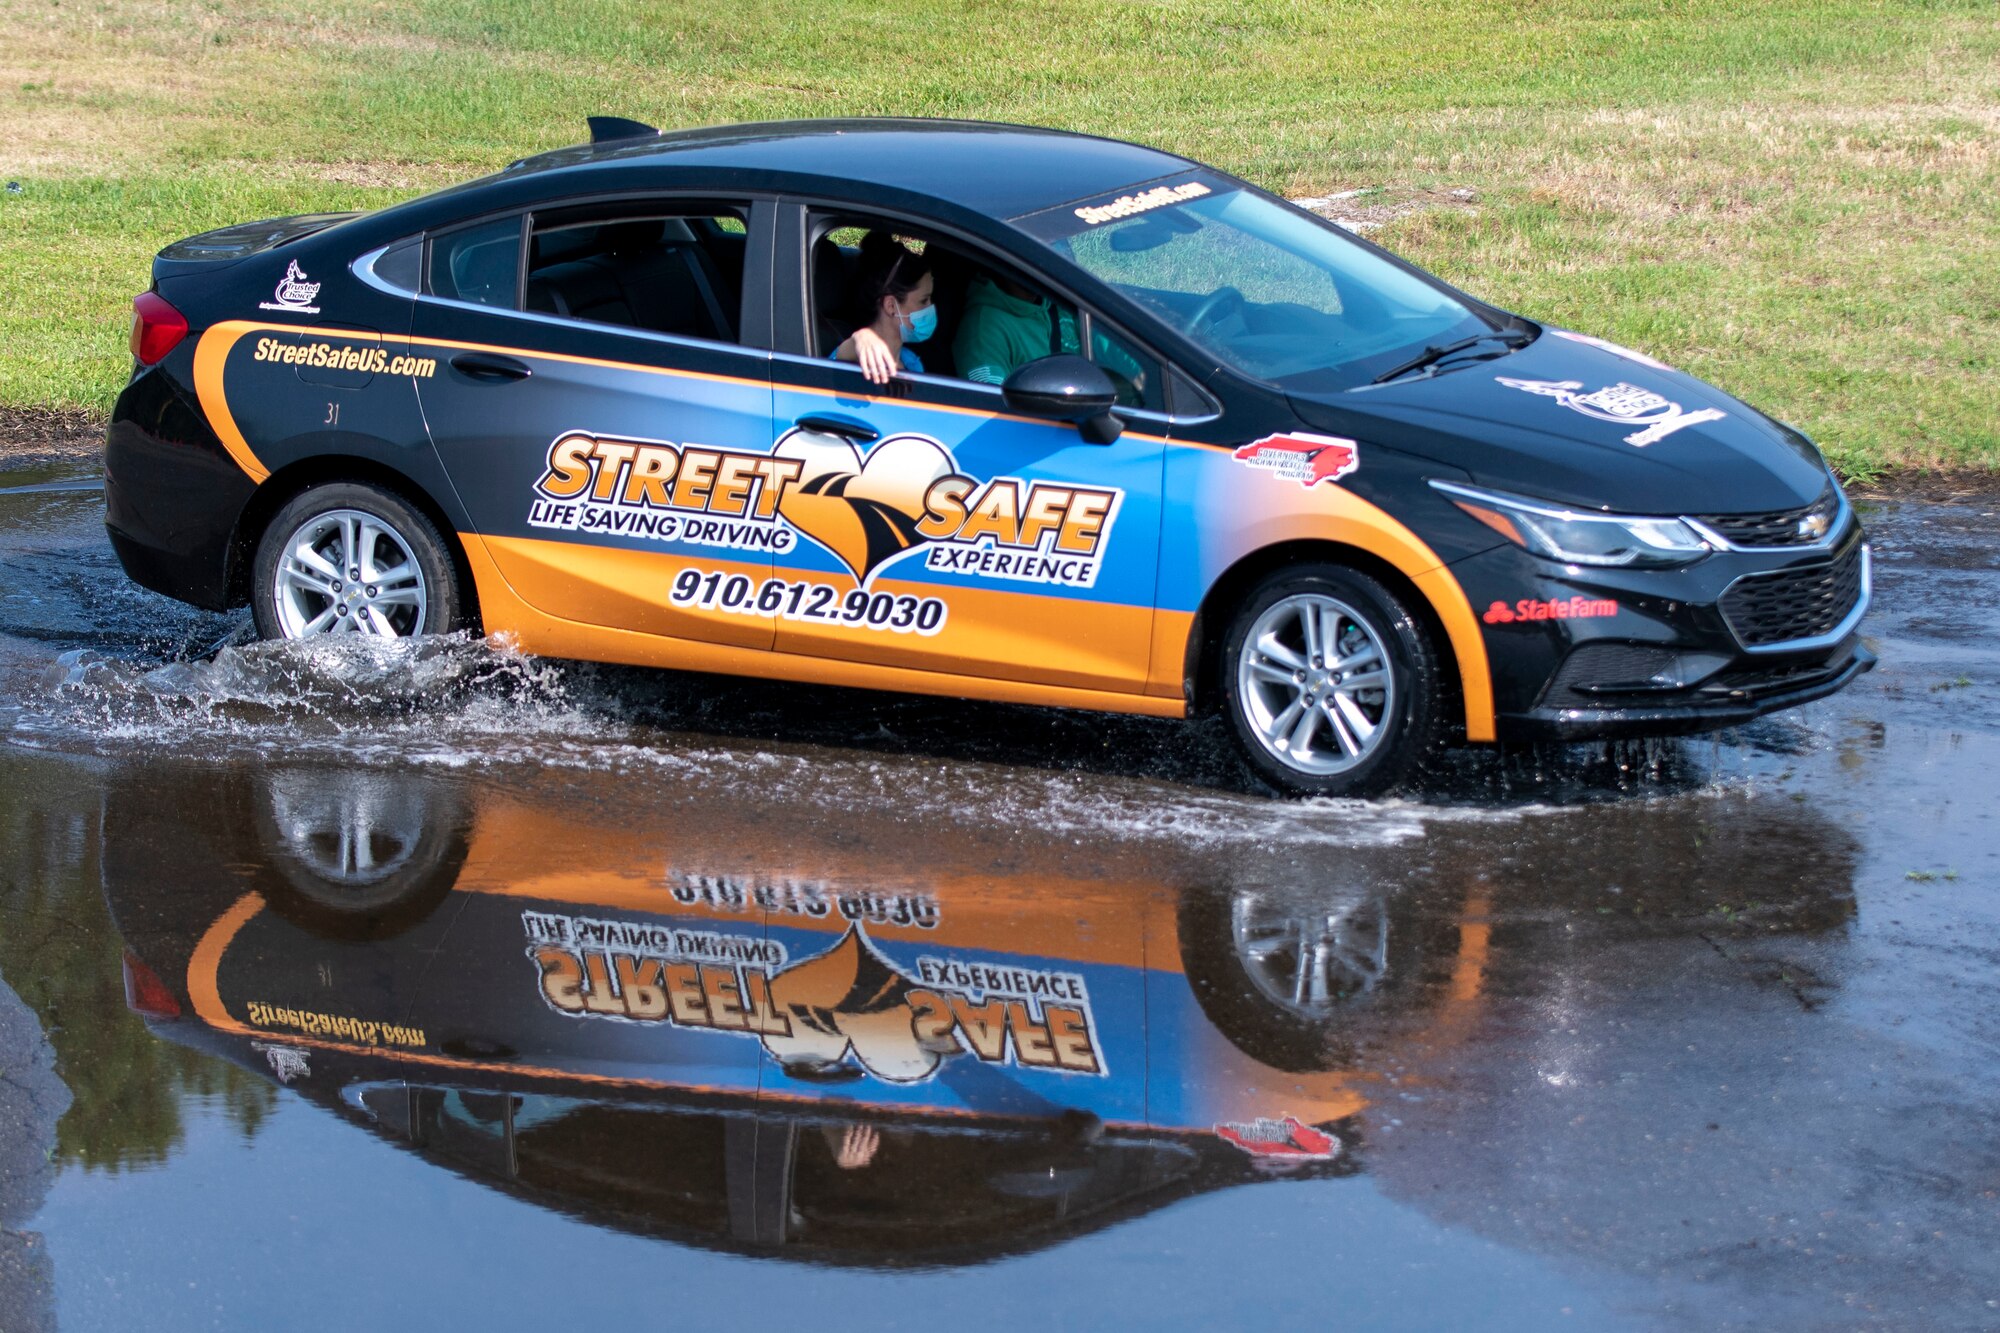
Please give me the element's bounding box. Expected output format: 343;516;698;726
524;204;752;344
372;238;422;293
428;217;522;308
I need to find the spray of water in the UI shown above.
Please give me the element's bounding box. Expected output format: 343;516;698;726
6;609;1827;849
5;630;1541;850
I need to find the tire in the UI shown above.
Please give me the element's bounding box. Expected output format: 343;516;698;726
246;766;470;941
251;482;464;641
1217;563;1440;797
1176;881;1466;1073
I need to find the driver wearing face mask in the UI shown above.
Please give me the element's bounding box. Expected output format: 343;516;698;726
831;233;936;386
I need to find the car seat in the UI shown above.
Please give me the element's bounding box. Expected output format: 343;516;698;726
812;237;857;356
526;219;736;342
921;246;977;380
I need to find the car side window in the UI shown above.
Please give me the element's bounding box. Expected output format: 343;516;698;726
808;221;944;367
427;217;522;309
372;238;422;294
525;205;751;345
807;212;1166;411
1082;317;1166;413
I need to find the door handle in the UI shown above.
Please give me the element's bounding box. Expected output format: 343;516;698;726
792;413;878;443
449;352;533;383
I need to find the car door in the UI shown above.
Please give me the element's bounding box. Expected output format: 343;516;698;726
762;204;1169;695
411;199;780;650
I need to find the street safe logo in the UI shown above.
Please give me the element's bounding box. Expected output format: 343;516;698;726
523;910;1106;1084
529;425;1122;589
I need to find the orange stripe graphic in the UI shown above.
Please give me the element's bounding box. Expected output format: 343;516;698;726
186;891;267;1027
197;321;1491;736
192;322;272;483
462;532;1186;717
1198;486;1495;741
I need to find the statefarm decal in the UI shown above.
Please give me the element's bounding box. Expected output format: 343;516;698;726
1232;432;1360;487
1482;595;1618;625
522;910;1105;1084
1497;376;1726;447
528;426;1123;627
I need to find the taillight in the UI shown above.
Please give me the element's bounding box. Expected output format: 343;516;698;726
129;290;188;365
122;949;182;1019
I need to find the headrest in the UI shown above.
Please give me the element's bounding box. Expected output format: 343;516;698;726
599;219;666;254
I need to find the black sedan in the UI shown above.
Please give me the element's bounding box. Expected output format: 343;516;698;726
107;117;1872;794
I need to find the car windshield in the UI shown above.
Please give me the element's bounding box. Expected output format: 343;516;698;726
1027;179;1499;393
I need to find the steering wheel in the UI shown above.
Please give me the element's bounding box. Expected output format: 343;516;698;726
1186;285;1248;338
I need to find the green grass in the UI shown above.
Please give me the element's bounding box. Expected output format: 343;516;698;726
2;0;1996;478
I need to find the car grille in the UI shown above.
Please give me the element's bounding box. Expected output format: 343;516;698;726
1719;537;1865;648
1702;652;1854;700
1538;644;1682;709
1693;488;1842;548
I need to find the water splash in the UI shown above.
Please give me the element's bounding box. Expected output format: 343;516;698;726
21;632;610;751
5;630;1527;851
5;614;1823;851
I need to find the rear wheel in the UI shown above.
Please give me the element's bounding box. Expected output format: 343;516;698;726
251;482;463;641
1218;563;1440;797
248;767;470;940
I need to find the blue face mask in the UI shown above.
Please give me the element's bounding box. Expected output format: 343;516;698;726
902;304;938;343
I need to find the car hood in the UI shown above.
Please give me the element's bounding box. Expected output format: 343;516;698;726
1289;329;1832;515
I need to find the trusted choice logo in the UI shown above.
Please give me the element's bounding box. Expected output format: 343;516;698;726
528;425;1123;590
258;260;322;315
1215;1116;1340;1160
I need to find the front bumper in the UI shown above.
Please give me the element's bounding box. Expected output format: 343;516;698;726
1502;638;1875;740
1456;521;1876;743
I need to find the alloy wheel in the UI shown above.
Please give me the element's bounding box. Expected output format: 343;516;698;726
270;508;428;639
1234;593;1396;776
1230;892;1390;1016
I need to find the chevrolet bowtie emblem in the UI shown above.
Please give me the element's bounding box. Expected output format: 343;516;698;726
1800;512;1831;539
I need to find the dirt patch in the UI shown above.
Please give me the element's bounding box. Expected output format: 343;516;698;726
1290;187;1480;234
1854;469;2000;505
0;409;102;461
306;161;456;191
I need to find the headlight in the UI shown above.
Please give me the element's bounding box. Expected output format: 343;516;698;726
1429;480;1712;569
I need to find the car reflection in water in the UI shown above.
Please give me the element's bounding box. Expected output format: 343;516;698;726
101;764;1856;1267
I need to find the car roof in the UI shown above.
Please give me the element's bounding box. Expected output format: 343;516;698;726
488;118;1207;221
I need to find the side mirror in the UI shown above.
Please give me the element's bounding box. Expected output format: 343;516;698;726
1001;355;1123;444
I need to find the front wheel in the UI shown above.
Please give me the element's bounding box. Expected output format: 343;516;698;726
251;482;464;641
1218;564;1440;797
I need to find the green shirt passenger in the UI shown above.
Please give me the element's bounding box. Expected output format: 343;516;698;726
953;274;1145;396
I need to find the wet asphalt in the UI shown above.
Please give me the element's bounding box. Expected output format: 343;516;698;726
1;432;1997;1330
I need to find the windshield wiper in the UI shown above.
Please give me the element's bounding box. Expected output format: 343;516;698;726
1371;327;1531;385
